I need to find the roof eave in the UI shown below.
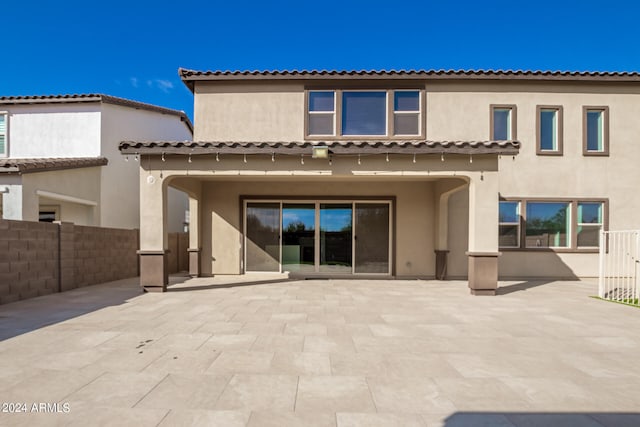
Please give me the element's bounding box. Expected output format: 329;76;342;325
178;69;640;84
118;140;520;156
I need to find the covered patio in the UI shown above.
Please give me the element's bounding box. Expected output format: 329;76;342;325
119;140;520;295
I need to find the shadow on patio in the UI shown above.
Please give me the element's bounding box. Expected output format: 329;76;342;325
167;276;296;292
444;411;640;426
0;277;144;342
497;280;556;295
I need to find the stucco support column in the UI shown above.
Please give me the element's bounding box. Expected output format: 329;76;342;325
433;179;468;280
138;172;168;292
466;171;500;295
170;178;203;278
188;193;201;277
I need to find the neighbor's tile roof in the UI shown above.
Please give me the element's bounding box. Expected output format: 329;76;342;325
119;140;520;155
0;157;108;174
0;94;193;133
179;68;640;82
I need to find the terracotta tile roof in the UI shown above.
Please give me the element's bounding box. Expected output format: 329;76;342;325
0;94;193;133
119;140;519;156
179;68;640;82
0;157;108;174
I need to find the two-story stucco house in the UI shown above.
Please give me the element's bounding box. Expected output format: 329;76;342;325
120;69;640;295
0;94;193;231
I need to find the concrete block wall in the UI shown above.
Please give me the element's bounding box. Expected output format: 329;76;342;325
0;219;139;305
0;220;59;304
72;225;139;289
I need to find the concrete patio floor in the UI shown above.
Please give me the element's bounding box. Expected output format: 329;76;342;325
0;275;639;427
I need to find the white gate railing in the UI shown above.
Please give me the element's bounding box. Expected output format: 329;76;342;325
598;230;640;307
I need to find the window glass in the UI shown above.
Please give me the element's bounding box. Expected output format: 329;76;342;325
342;92;386;135
493;108;511;140
540;109;557;151
308;91;335;135
586;110;603;151
578;203;602;224
499;201;519;223
309;92;334;112
0;114;6;155
525;202;570;248
39;211;57;223
282;204;315;272
394;115;419;135
577;202;602;247
246;203;280;271
394;91;419;111
499;225;519;247
499;201;520;248
393;91;419;135
308;115;334;135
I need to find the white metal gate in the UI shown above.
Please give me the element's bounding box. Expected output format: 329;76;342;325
598;230;640;307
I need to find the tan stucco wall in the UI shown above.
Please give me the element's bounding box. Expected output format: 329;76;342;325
425;81;640;278
180;79;640;279
201;179;435;277
21;168;102;225
100;103;192;230
193;82;304;141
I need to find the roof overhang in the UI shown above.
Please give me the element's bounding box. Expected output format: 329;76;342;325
119;140;520;156
0;94;193;135
0;157;108;174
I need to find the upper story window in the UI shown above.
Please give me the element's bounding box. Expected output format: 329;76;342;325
490;105;516;140
0;112;7;157
342;91;387;136
537;106;563;155
394;91;420;135
306;90;422;139
308;92;335;136
583;106;609;155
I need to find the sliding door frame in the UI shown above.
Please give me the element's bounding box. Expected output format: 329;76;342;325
240;195;396;276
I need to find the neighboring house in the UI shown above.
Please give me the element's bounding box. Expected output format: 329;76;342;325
120;69;640;294
0;94;193;231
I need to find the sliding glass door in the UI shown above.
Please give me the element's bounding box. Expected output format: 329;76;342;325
354;203;390;273
245;203;280;272
245;200;391;275
282;204;315;272
319;204;353;273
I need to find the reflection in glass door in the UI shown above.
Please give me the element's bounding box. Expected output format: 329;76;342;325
319;204;352;273
245;203;280;271
282;204;315;272
355;203;390;273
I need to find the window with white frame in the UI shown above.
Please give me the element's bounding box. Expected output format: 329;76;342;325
0;112;7;156
306;90;422;138
499;201;520;248
393;91;420;135
308;91;335;136
491;105;516;140
577;202;603;248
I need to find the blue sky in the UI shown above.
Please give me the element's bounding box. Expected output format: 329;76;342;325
3;1;638;119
